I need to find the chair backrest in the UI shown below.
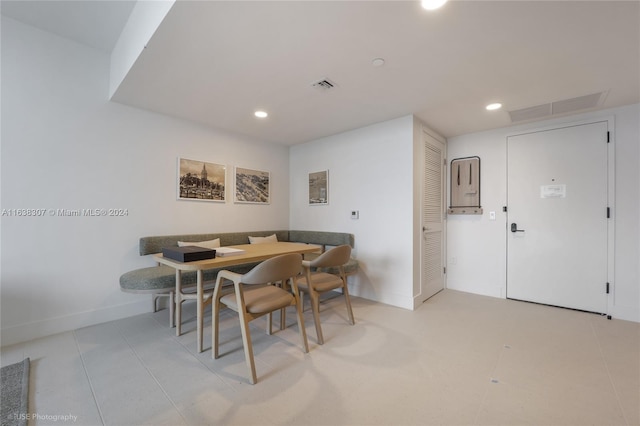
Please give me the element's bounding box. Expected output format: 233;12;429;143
309;245;351;268
241;253;303;285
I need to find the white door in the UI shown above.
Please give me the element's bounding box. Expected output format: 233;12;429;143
421;131;446;301
507;121;609;313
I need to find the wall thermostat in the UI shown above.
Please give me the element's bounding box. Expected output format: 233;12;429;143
351;210;359;219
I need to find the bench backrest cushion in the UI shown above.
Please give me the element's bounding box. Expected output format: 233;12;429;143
288;230;354;248
139;230;290;255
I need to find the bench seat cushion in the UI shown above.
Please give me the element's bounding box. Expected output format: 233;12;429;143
120;265;176;293
120;263;259;293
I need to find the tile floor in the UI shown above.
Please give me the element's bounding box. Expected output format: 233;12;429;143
2;289;639;426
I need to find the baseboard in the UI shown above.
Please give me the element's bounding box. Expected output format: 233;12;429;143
610;304;640;323
446;279;503;299
0;300;151;347
349;280;413;310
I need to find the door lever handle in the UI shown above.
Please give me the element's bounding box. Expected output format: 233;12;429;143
511;223;525;233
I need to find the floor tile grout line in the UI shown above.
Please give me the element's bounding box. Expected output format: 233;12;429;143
113;324;191;426
149;302;245;388
168;324;242;391
182;305;296;389
470;311;522;425
152;302;295;389
588;317;630;425
12;291;637;425
72;329;106;426
471;339;511;424
118;310;242;405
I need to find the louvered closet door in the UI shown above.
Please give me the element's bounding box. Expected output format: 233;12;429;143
421;131;445;301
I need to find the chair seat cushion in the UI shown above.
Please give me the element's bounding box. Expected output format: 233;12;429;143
297;272;344;293
221;285;294;314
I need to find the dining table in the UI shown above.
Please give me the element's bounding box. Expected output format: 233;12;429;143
154;241;321;352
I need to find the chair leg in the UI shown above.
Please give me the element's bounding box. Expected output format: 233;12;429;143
342;283;355;325
280;307;286;331
238;312;258;384
266;312;273;335
294;297;309;353
309;291;324;345
277;280;287;330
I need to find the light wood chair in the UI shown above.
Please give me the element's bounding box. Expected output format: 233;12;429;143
211;253;308;384
296;245;354;344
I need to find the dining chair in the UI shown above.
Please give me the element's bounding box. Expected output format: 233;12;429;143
211;253;309;384
296;244;355;344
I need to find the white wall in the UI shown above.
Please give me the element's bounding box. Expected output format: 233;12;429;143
0;17;290;345
289;116;417;309
446;104;640;322
109;0;175;98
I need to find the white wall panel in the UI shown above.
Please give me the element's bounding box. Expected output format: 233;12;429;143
289;116;416;309
447;104;639;322
1;17;290;345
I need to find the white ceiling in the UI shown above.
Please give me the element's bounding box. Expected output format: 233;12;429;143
3;1;639;145
1;0;136;52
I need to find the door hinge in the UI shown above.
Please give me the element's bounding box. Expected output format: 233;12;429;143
503;206;507;212
607;131;610;143
607;207;611;218
443;267;446;274
606;282;610;294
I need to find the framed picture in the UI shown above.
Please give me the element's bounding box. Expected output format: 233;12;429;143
234;167;270;204
309;170;329;205
177;158;226;202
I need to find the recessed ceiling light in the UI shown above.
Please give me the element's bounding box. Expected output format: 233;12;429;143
254;111;268;118
486;103;502;111
372;58;385;67
421;0;448;10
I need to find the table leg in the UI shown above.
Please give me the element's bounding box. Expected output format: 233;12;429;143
175;270;182;336
197;270;204;353
169;291;175;328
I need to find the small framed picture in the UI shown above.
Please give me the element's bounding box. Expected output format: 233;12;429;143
177;158;226;202
234;167;270;204
309;170;329;205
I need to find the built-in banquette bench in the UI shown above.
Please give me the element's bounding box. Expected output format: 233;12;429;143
119;230;357;324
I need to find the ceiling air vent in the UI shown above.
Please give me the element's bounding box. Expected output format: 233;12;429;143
552;92;603;115
509;103;552;123
311;78;336;91
509;91;606;123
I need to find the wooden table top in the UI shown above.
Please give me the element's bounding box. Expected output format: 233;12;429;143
154;241;320;271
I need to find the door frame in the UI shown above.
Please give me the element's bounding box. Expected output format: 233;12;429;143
505;116;615;315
